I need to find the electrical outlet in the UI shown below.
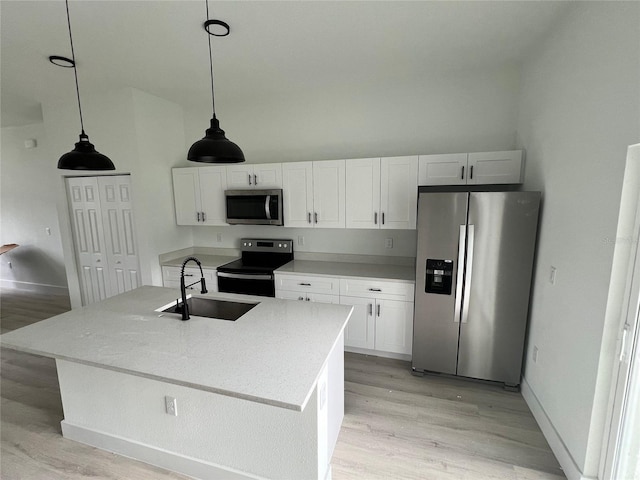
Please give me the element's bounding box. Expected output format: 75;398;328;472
297;235;305;246
217;233;223;243
385;238;393;249
45;227;51;236
165;396;177;416
532;346;539;363
549;266;557;285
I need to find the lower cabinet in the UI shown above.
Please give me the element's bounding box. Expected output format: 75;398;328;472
162;266;218;292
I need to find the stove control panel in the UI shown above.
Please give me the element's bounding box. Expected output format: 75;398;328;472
241;238;293;254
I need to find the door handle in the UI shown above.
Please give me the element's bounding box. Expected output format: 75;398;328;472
368;288;381;292
470;165;474;180
197;212;201;222
377;304;381;317
308;212;312;224
298;296;304;301
382;212;385;225
314;212;318;224
369;303;373;316
248;173;252;185
461;224;475;324
374;212;378;225
217;272;273;281
461;166;465;180
265;196;272;220
454;225;466;323
254;174;258;185
299;282;311;286
202;211;206;222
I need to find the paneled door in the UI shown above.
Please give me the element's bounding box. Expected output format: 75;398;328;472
67;175;141;305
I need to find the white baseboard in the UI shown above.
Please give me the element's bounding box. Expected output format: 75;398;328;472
521;377;596;480
60;421;262;480
0;279;69;296
344;346;411;362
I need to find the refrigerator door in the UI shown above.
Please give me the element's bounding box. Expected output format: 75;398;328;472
457;191;540;385
412;192;468;374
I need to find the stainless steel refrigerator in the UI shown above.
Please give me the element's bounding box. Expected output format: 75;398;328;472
412;191;540;387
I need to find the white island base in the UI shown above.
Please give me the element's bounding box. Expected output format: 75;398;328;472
57;333;343;480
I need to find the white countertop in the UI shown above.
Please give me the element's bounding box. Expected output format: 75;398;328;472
276;260;415;283
0;286;352;412
161;254;238;269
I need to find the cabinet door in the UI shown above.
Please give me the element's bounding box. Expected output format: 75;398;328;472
282;162;314;227
313;160;345;228
418;153;468;186
345;158;380;229
172;168;201;225
98;175;141;295
340;296;375;349
467;150;523;185
198;166;228;225
226;165;254;188
254;163;283;188
380;156;418;229
374;299;413;355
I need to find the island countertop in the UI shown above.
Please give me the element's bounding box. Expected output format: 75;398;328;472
0;286;352;412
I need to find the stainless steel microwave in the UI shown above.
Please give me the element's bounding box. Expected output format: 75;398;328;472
225;189;284;225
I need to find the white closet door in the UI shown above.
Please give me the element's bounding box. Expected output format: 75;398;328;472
98;176;141;295
67;177;111;304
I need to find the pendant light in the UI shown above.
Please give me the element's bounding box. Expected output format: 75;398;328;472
187;1;244;163
52;0;115;171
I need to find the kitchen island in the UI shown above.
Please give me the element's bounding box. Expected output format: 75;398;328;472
0;286;352;480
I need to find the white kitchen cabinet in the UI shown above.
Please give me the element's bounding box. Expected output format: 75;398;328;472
340;296;375;350
340;277;414;356
275;273;340;304
162;266;218;292
172;166;227;226
226;163;282;189
418;150;523;186
282;160;345;228
345;156;418;230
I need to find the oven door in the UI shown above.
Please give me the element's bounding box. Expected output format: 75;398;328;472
217;271;275;297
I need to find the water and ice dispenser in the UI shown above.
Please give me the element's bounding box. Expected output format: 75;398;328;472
425;259;454;295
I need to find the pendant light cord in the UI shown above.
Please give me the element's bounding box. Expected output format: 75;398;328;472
65;0;85;135
205;0;216;116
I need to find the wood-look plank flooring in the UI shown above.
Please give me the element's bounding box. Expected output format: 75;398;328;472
0;289;565;479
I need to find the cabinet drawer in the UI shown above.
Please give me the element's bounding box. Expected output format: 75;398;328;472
275;274;340;294
340;278;414;301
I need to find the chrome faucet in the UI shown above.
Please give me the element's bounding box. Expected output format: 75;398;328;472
179;256;208;321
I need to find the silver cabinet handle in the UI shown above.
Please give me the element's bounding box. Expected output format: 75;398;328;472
197;212;201;222
248;173;252;185
298;296;304;301
461;166;465;180
382;212;385;225
308;212;312;224
470;166;474;180
265;195;272;220
202;211;206;222
299;282;311;286
454;225;466;323
218;272;273;281
461;224;474;324
374;212;378;225
314;212;318;224
306;297;310;301
377;304;381;317
254;174;258;185
368;303;373;316
368;288;381;292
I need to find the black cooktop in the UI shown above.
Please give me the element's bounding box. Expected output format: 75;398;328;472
217;238;293;274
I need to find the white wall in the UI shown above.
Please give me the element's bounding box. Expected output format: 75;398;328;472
41;88;192;307
516;2;640;478
0;123;68;293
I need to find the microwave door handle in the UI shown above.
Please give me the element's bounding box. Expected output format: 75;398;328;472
265;195;272;220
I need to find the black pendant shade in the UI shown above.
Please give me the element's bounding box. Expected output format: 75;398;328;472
188;116;244;163
188;6;244;164
54;0;115;171
58;132;115;170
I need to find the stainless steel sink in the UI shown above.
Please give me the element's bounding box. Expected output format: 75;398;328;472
161;297;258;321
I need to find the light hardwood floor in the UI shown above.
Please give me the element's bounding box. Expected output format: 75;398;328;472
0;289;565;479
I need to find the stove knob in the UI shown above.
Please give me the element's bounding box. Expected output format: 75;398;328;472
283;243;288;248
278;243;282;248
248;242;252;247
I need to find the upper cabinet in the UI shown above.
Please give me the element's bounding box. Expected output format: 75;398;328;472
418;150;523;186
226;163;283;189
282;160;345;228
172;166;227;226
345;156;418;230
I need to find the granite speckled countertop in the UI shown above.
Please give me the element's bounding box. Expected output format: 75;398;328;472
275;260;415;283
0;286;352;411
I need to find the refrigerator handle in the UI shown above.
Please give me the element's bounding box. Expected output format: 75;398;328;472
454;225;466;323
461;224;475;324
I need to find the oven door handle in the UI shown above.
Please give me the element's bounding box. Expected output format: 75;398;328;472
217;272;273;281
265;195;272;220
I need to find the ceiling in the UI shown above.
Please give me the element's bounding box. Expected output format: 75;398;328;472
0;1;570;128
